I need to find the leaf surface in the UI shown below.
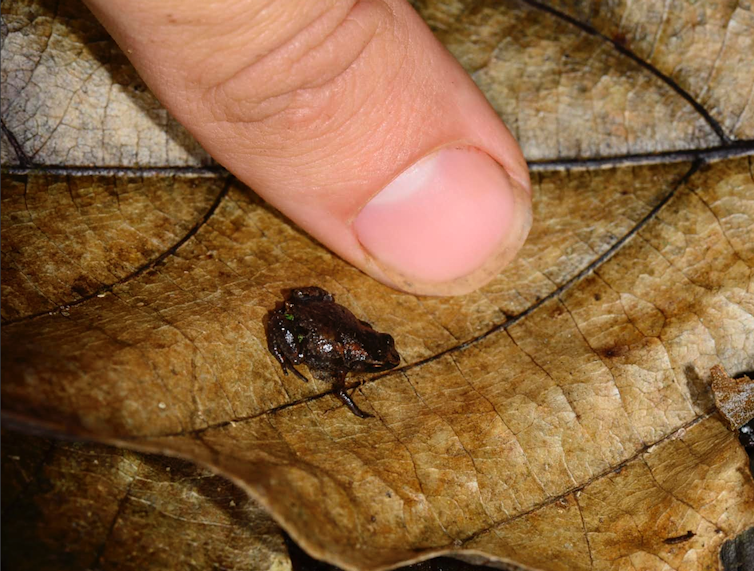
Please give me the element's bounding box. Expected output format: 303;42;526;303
1;429;291;571
1;0;211;166
2;0;754;570
525;0;754;141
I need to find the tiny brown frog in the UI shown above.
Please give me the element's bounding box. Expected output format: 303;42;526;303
266;287;401;418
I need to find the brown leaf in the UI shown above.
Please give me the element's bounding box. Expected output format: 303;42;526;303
1;429;291;571
3;156;754;569
710;365;754;430
0;161;696;434
1;0;211;167
3;0;754;570
514;0;754;141
1;173;224;320
413;0;721;160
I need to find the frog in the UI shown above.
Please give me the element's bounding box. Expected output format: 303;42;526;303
266;286;401;418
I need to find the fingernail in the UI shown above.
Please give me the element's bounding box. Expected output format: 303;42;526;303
353;147;532;296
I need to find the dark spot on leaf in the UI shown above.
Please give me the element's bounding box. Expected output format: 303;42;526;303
663;531;695;545
600;345;629;359
70;275;97;298
684;364;715;410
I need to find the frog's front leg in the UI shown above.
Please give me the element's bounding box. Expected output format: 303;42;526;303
333;374;373;418
283;359;310;383
267;313;309;383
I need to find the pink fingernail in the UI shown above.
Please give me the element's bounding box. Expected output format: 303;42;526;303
353;147;531;294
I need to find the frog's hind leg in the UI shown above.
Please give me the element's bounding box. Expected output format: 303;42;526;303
333;377;373;419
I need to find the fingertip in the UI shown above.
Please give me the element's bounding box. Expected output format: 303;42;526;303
353;146;532;296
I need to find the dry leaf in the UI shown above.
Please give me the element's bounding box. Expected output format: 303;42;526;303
0;173;223;320
710;365;754;430
413;0;754;155
3;156;753;570
2;0;754;570
513;0;754;141
0;0;211;167
1;429;291;571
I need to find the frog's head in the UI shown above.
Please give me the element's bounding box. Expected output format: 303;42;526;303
349;331;401;372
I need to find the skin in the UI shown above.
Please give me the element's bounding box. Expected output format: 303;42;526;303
82;0;532;296
267;287;401;418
